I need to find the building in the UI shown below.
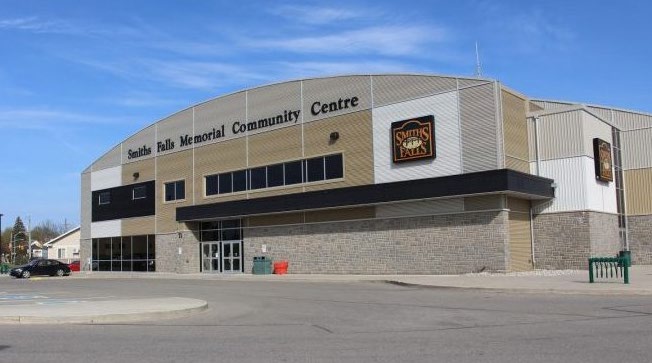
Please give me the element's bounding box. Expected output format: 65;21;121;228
43;227;81;264
80;74;652;274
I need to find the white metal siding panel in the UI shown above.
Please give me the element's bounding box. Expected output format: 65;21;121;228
458;79;492;89
91;165;122;191
533;157;587;214
90;220;121;238
194;91;246;144
622;128;652;170
302;76;371;123
537;110;583;161
376;198;464;218
156;109;193;156
582;112;613;157
247;81;302;136
81;173;91;240
459;83;498;172
91;145;121;171
122;125;156;164
372;75;457;107
372;91;461;183
586;106;613;123
583;157;618;214
612;110;652;131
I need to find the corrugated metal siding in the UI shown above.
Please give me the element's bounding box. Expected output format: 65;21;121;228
305;207;375;223
156;109;193;156
507;197;530;213
90;220;121;238
509;211;533;271
122;125;155;164
91;165;122;191
304;110;374;191
373;92;461;183
527;118;537;163
372;75;457;107
122;216;155;235
586;106;612;123
121;158;155;185
457;79;492;89
156;150;193;233
464;195;504;211
621;128;652;170
81;172;91;240
625;168;652;215
528;102;544;112
537;110;583;160
533;157;587;214
376;198;464;218
583;157;617;214
247;124;302;167
502;89;529;173
193;138;247;204
194;91;246;144
531;100;574;110
91;145;121;171
460;83;498;172
302;76;371;123
582;112;613;157
247;81;302;136
611;110;652;131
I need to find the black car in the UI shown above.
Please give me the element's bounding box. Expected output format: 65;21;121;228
10;259;71;278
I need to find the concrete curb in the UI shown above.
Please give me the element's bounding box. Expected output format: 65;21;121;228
0;297;208;325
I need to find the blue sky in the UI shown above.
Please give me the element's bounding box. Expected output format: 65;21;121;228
0;0;650;229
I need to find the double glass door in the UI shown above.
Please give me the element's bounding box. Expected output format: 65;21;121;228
201;241;242;273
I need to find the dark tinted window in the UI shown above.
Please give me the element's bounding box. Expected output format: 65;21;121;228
267;164;284;187
99;191;111;205
164;180;185;201
284;160;303;185
249;167;267;190
233;170;247;192
205;175;219;196
133;186;147;200
219;173;232;194
175;181;185;200
306;157;325;182
325;154;344;179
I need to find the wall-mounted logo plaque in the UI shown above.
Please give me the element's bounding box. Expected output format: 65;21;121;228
593;138;613;182
391;115;435;163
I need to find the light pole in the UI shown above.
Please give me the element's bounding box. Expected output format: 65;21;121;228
0;213;3;262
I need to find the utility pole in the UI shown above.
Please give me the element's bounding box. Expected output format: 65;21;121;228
0;213;3;262
27;216;32;260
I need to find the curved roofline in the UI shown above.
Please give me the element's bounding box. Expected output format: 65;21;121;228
84;73;494;172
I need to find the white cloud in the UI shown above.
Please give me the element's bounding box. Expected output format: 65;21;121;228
0;109;134;129
268;5;371;25
0;16;78;34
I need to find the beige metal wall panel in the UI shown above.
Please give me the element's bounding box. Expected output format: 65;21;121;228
90;220;121;238
376;198;464;218
582;112;613;158
81;172;91;240
156;109;193;156
622;128;652;170
457;79;492;89
302;76;371;123
527;118;537;162
509;211;533;271
194;92;246;144
247;124;302;167
91;165;122;191
121;158;155;185
156;150;193;233
247;213;304;227
459;83;499;172
372;75;457;107
122;216;155;235
303;110;374;192
464;195;504;211
502;89;529;173
537;110;583;160
305;207;375;223
611;110;652;131
373;91;462;183
247;186;304;200
528;102;544;112
91;145;122;171
625;168;652;215
246;81;302;136
193;138;247;203
507;197;530;213
531;100;573;110
122;125;156;164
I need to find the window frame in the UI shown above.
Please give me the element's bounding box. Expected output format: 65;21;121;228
98;191;111;205
132;185;147;200
163;179;186;202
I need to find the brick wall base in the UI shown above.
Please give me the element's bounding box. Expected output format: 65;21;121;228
628;215;652;265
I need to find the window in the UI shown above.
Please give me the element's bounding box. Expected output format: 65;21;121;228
99;191;111;205
267;164;284;187
164;180;185;202
206;175;219;196
133;185;147;200
233;170;247;192
306;157;325;182
219;173;232;194
58;248;65;259
325;154;344;179
249;167;267;190
284;160;303;185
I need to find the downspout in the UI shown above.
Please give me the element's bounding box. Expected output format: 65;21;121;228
531;116;542;267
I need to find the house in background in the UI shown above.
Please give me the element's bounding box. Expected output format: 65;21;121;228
44;227;80;263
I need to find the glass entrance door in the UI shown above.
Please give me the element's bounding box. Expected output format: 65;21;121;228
201;242;220;273
222;241;241;273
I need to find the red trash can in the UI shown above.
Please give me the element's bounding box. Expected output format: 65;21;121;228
273;261;288;275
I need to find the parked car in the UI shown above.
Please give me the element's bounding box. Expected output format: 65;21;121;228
68;260;80;272
10;259;71;278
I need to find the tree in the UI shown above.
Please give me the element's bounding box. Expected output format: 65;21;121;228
12;217;28;264
31;220;66;244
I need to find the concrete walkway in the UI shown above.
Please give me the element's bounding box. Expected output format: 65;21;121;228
1;265;649;324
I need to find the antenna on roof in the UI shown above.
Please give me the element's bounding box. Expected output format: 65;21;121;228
474;41;483;78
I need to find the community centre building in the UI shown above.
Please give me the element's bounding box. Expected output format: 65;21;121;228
80;74;652;274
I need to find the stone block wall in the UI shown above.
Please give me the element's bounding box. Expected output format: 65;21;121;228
243;211;509;275
79;238;92;271
628;215;652;265
588;212;620;257
156;230;200;273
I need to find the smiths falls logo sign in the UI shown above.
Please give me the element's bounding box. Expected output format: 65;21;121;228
593;138;613;182
391;115;435;163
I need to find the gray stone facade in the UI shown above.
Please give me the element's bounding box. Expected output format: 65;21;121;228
79;238;92;271
156;231;201;274
628;215;652;265
243;211;509;275
533;211;620;270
